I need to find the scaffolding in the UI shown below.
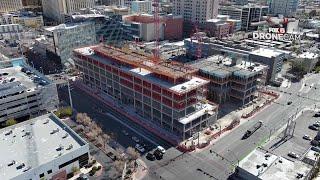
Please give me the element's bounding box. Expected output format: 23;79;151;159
92;45;198;84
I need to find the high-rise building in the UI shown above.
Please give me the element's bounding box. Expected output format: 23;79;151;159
131;0;152;14
219;5;269;31
41;0;95;22
172;0;219;24
269;0;299;17
43;23;96;66
0;0;23;13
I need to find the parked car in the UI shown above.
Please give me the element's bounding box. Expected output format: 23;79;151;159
156;146;166;154
314;112;320;117
135;144;145;153
132;136;140;143
121;130;129;136
288;152;299;159
154;149;163;160
311;146;320;153
146;152;156;161
106;152;117;161
287;101;292;105
303;135;312;141
309;125;319;131
311;140;320;146
313;123;320;127
78;173;89;180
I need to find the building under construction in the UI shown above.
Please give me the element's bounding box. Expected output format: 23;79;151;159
190;55;268;106
73;45;218;141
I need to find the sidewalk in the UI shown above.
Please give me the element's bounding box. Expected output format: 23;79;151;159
73;81;180;145
132;159;148;180
69;162;103;180
178;90;279;152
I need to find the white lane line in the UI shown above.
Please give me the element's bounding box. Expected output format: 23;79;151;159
105;113;158;146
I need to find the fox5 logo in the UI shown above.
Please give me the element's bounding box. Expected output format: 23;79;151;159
268;28;286;34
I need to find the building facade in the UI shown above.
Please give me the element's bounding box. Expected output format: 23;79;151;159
0;113;90;180
219;5;269;31
0;59;59;122
184;37;285;83
0;11;44;28
73;45;218;141
269;0;299;17
0;24;23;40
0;0;23;13
44;23;96;66
131;1;152;14
172;0;219;24
123;14;183;42
42;0;95;22
190;55;267;105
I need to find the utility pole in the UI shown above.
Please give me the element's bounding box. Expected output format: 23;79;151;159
67;79;73;109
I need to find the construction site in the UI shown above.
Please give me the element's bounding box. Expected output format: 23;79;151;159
73;45;218;141
190;55;268;106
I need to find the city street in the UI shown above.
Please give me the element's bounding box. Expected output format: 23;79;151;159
141;73;320;180
58;85;172;153
58;73;320;180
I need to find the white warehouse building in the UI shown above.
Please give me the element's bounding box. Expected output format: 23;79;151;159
0;113;90;180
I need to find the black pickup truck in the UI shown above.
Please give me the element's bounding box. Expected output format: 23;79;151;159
242;121;263;140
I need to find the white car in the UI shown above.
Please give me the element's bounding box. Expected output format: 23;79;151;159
288;152;299;159
156;146;166;154
135;144;145;153
303;135;312;141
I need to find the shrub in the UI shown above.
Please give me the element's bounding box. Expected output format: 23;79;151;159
54;107;73;118
92;166;98;171
5;118;17;127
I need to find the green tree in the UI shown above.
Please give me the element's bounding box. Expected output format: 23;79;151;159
5;118;17;127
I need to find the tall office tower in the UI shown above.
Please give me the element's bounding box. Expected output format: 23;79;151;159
0;0;23;13
219;5;269;31
269;0;299;17
42;0;95;22
172;0;220;24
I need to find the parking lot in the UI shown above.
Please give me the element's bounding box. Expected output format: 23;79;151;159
264;110;320;161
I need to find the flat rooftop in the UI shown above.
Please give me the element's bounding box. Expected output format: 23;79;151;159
297;52;319;59
239;149;312;180
75;46;208;94
75;45;198;80
0;113;87;179
250;47;284;58
0;65;50;97
190;55;265;78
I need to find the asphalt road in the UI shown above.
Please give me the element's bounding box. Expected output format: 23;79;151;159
142;73;320;180
264;110;320;162
58;73;320;180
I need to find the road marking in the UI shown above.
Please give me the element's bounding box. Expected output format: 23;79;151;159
105;112;159;146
